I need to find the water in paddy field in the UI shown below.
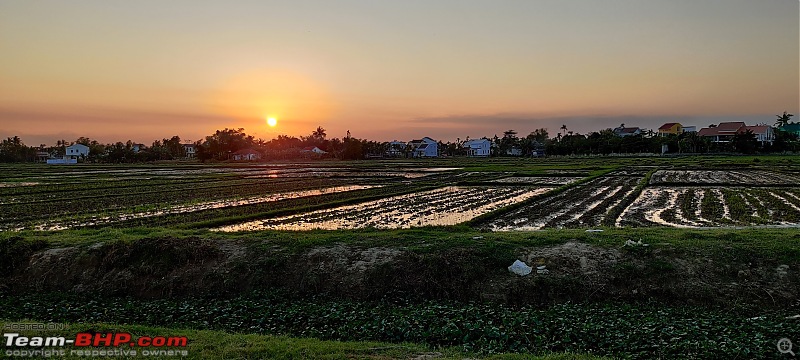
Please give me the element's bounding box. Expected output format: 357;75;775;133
213;186;552;231
32;185;379;231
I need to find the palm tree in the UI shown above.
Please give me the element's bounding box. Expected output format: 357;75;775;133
775;111;794;127
312;126;327;140
560;124;568;136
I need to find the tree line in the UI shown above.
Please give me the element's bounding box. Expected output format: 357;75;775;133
1;113;798;162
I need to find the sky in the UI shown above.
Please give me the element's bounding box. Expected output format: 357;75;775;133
1;0;798;145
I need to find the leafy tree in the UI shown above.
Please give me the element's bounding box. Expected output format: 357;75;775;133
732;129;758;154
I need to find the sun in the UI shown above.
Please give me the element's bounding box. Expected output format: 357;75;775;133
267;117;277;127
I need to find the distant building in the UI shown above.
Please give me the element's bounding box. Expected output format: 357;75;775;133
658;123;683;136
183;144;196;158
743;125;774;144
779;124;800;137
698;122;746;142
386;141;406;157
407;137;438;157
464;138;491;157
696;122;773;144
131;143;146;153
65;144;89;160
682;126;697;133
505;147;523;156
613;126;642;137
301;146;327;155
232;148;261;161
36;151;50;162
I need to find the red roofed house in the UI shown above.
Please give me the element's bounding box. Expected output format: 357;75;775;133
741;125;774;144
697;122;746;143
658;123;683;136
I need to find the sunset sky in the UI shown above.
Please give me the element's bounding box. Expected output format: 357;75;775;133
1;0;798;145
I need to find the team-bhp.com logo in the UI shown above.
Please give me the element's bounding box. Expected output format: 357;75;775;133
4;332;188;357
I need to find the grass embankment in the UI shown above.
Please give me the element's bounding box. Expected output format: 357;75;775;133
0;321;605;360
4;226;800;263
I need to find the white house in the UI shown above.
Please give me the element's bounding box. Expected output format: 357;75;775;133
613;126;642;137
301;146;327;154
408;137;438;157
232;148;261;161
65;144;89;160
464;138;491;157
183;144;196;158
743;125;774;144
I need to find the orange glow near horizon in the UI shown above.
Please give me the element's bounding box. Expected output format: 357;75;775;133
212;70;334;136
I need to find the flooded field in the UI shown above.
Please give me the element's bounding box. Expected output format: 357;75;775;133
33;185;377;231
2;162;799;232
650;170;800;185
618;187;800;227
214;186;551;231
486;176;640;230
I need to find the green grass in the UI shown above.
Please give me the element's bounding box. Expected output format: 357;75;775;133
0;321;606;360
4;225;800;263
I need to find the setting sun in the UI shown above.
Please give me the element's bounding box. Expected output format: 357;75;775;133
267;117;277;127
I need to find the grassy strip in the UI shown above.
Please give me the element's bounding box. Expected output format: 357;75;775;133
5;226;800;262
466;168;618;228
0;321;602;360
600;167;657;227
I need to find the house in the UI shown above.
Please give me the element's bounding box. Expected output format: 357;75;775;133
232;148;261;161
386;141;406;157
779;124;800;137
658;123;683;136
698;122;746;142
505;147;523;156
183;144;196;158
464;138;491;157
613;126;642;137
301;146;327;154
407;137;438;157
36;151;50;162
65;144;89;160
682;126;697;133
742;125;774;144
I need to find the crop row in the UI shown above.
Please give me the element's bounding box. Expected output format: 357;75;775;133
650;170;800;185
618;187;800;227
489;176;580;185
215;186;551;231
485;176;641;230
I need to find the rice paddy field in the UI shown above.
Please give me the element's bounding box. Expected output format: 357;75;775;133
1;156;800;359
3;157;800;232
